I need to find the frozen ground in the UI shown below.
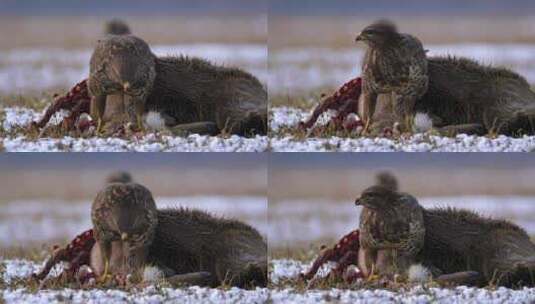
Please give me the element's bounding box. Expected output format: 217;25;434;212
0;43;267;94
0;195;267;247
4;259;535;304
0;107;268;152
270;107;535;152
1;260;270;304
269;44;535;96
269;196;535;247
269;259;535;304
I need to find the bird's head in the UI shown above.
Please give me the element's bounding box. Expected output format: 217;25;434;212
354;185;400;210
90;35;156;98
355;20;399;47
92;182;158;246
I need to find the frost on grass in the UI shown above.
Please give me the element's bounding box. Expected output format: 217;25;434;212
2;107;66;132
269;106;335;134
3;260;535;303
270;107;535;152
2;259;63;285
270;259;334;285
2;134;269;152
269;259;535;304
3;287;271;304
0;259;270;304
0;107;268;152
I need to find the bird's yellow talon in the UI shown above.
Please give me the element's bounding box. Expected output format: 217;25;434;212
96;118;104;134
99;259;111;282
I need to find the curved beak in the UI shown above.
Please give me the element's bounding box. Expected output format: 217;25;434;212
354;197;361;206
355;32;363;43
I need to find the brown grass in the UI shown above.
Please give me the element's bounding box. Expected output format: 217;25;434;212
0;94;52;111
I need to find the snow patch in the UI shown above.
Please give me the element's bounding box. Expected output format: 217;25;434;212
143;266;164;283
408;264;432;283
413;112;433;133
1;107;268;152
270;259;334;285
270;107;535;152
143;111;166;131
269;259;535;303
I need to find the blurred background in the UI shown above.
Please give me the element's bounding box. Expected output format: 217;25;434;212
0;0;266;99
0;153;267;255
269;0;535;104
269;153;535;253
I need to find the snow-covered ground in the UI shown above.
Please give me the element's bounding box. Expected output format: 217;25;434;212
269;259;535;304
0;195;267;247
5;259;535;304
0;43;267;94
270;107;535;152
269;196;535;247
1;260;270;304
0;107;268;152
269;44;535;96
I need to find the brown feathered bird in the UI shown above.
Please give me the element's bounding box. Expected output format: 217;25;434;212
90;183;158;278
88;35;267;136
355;185;425;277
357;179;535;286
356;20;428;130
90;182;267;287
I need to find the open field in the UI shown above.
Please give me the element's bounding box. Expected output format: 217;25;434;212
268;173;535;303
268;194;535;303
267;153;535;301
269;16;535;152
0;16;268;152
0;195;269;303
0;153;269;303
